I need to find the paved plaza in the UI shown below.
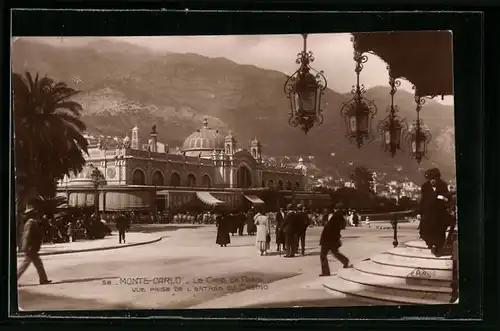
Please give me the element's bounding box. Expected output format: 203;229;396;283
17;223;419;310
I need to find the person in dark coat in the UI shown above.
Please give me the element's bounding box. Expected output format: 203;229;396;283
283;205;299;258
319;203;352;276
237;212;246;236
296;205;311;256
419;168;451;256
216;213;231;247
115;213;130;244
246;208;257;235
17;205;52;285
275;206;287;252
228;214;239;236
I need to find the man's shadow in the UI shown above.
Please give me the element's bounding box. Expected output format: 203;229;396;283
19;276;117;287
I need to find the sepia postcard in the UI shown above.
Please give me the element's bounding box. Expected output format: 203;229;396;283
12;31;458;311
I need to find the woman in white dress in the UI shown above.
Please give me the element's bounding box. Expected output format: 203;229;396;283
254;209;270;256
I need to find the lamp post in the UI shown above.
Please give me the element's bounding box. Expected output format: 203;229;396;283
407;87;433;163
90;166;102;215
341;37;377;148
284;33;327;134
378;67;407;157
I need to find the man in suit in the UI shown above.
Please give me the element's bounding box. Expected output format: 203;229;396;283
275;206;287;252
420;168;451;256
319;203;352;276
296;205;311;256
115;213;130;244
17;204;52;285
283;204;298;258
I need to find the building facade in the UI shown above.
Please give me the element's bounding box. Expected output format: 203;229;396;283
57;119;308;212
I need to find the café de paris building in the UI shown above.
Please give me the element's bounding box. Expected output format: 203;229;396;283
56;119;321;214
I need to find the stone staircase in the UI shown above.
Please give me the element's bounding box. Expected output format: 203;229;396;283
322;240;455;305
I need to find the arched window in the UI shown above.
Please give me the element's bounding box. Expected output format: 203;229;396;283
132;169;146;185
286;181;292;190
201;175;211;188
170;172;181;187
295;181;301;190
236;166;252;189
278;180;284;190
187;173;197;187
152;171;164;186
268;180;274;188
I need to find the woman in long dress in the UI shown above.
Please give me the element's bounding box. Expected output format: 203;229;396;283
254;209;270;256
215;213;230;247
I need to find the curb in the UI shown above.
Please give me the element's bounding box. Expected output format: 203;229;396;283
17;236;165;257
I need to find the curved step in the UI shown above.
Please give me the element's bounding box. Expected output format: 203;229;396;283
322;275;446;305
387;247;452;261
371;253;452;270
405;240;430;249
336;268;451;302
354;260;451;286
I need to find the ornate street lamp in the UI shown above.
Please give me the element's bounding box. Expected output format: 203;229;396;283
378;68;408;157
341;37;377;148
90;165;102;215
284;33;327;134
407;88;433;163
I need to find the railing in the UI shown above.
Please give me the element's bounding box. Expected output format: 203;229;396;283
390;218;399;247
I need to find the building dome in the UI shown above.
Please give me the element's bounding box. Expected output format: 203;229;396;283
182;118;224;157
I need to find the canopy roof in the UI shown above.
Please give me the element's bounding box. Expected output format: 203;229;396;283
244;195;265;205
352;31;453;98
196;192;226;206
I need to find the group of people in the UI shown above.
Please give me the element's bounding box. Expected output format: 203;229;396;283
17;166;457;287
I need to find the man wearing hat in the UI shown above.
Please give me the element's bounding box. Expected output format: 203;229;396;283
17;204;52;285
420;167;452;256
275;206;287;252
296;205;310;256
319;203;352;276
282;204;298;257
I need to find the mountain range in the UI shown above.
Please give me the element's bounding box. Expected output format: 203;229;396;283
11;38;456;183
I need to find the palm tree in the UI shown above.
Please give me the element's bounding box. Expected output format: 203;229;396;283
13;72;89;201
13;72;89;247
31;195;69;220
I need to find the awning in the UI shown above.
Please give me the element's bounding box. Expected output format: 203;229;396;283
196;192;225;206
244;195;265;205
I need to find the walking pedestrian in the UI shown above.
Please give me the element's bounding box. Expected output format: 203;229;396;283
115;213;129;244
319;203;353;276
17;204;52;285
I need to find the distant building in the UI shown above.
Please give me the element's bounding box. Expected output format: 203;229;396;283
57;118;306;213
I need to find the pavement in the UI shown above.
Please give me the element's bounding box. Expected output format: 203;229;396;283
16;224;203;256
16;224;420;311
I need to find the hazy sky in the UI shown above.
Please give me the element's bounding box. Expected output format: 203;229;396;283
24;34;454;105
